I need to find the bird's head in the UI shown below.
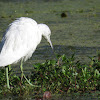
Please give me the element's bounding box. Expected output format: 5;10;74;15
38;24;53;49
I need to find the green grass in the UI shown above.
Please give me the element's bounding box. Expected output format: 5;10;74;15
0;54;100;99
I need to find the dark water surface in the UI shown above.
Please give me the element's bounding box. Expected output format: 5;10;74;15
0;0;100;71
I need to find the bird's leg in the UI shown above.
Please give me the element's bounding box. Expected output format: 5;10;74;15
8;65;11;71
23;74;36;86
6;66;10;89
20;60;24;81
20;60;40;87
20;60;32;85
23;72;41;87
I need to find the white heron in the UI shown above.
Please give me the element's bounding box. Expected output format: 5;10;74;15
0;17;53;89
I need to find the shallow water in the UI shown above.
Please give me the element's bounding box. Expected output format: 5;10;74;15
0;0;100;71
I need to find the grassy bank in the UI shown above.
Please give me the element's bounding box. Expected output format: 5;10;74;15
0;54;100;99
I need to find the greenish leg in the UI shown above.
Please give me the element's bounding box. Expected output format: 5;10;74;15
20;60;24;81
20;60;40;87
6;66;10;89
8;65;11;71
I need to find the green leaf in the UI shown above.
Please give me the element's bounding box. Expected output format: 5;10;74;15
94;69;100;78
62;66;66;75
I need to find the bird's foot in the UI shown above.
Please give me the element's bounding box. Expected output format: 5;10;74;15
23;74;40;87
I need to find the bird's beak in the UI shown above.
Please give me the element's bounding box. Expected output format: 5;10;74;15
47;38;53;49
49;40;53;49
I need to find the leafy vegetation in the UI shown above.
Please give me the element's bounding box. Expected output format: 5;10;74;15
0;54;100;98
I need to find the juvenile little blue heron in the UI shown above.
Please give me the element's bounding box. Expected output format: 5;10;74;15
0;17;53;89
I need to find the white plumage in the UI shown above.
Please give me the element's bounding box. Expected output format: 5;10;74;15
0;17;53;67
